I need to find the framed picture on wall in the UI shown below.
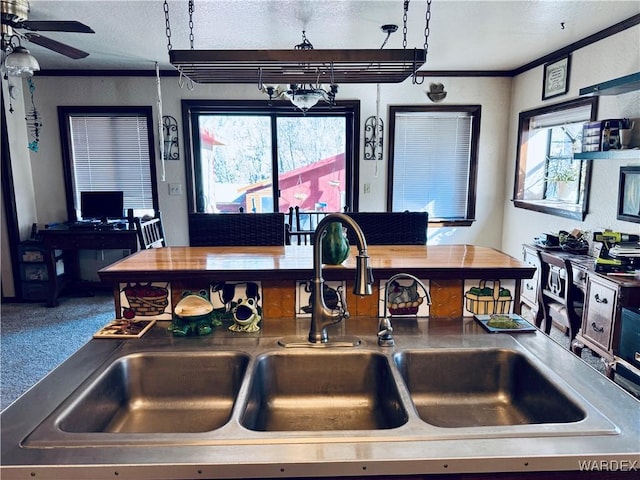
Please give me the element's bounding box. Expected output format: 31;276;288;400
617;166;640;223
542;54;571;100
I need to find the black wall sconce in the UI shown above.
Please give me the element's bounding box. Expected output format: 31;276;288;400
162;115;179;160
364;115;383;161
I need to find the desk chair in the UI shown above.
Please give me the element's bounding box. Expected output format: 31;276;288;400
537;250;583;346
134;213;166;249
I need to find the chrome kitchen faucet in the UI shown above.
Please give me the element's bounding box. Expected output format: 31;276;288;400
308;213;373;344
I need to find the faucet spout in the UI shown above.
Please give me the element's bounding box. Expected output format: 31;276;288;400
309;213;373;343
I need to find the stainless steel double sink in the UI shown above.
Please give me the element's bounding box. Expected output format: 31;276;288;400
23;333;617;447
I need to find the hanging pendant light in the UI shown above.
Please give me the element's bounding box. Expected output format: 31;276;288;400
258;32;340;113
286;90;321;111
283;83;338;113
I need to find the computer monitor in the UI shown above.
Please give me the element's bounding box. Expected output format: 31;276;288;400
80;191;124;222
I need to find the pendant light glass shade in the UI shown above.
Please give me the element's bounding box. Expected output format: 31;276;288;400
262;83;337;113
5;46;40;78
284;89;323;112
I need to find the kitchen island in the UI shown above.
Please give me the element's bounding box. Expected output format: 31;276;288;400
2;245;638;479
97;245;536;320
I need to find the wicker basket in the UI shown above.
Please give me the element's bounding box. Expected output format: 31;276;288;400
123;284;169;316
388;296;424;316
464;279;512;315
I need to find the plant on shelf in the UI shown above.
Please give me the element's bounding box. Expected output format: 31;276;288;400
546;157;579;202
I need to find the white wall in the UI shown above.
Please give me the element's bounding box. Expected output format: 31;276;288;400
24;73;512;249
357;78;513;248
501;26;640;260
2;76;39;297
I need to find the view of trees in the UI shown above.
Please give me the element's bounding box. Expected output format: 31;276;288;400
197;114;345;212
276;117;345;174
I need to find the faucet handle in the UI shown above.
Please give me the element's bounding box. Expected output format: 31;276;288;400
378;317;395;347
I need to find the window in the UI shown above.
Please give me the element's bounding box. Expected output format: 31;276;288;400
182;100;359;214
387;106;480;225
59;106;158;220
513;97;597;220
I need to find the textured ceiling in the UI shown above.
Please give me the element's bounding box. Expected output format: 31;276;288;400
8;0;640;73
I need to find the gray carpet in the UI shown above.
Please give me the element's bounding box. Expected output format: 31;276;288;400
1;293;115;410
547;324;606;373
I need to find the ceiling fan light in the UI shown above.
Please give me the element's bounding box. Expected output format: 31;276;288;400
5;46;40;77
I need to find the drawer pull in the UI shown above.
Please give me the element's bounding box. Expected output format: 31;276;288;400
591;322;604;333
526;284;534;291
594;294;608;304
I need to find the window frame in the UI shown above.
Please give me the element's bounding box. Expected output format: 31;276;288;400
386;105;481;226
512;97;598;221
58;105;159;221
181;100;360;214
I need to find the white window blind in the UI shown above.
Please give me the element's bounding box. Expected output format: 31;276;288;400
392;111;473;220
69;114;153;212
530;104;592;129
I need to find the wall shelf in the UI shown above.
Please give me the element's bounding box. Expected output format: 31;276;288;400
579;72;640;96
574;149;639;160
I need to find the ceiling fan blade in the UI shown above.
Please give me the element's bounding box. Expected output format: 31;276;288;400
19;20;94;34
24;33;89;59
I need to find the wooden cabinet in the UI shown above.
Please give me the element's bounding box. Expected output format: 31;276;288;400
520;244;540;319
18;241;64;302
576;275;617;359
572;272;640;379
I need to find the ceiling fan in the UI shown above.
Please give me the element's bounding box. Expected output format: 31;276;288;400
1;0;94;59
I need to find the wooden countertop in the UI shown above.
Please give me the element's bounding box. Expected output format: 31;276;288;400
99;245;535;281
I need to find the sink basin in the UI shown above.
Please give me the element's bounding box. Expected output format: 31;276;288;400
57;352;249;433
240;351;407;431
394;349;585;428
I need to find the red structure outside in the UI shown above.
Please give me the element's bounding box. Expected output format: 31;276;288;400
242;153;345;213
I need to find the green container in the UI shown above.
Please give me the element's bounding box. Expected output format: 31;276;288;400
321;221;350;265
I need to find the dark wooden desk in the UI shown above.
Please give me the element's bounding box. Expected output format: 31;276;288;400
522;243;640;379
40;226;138;307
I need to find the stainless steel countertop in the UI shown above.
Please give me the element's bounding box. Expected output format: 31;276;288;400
2;317;639;480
